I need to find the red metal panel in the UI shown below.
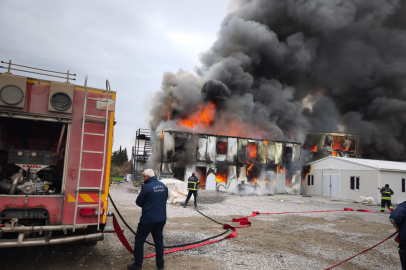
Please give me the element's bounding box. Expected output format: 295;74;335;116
0;80;73;117
29;83;49;114
0;196;64;224
0;77;115;227
62;89;114;225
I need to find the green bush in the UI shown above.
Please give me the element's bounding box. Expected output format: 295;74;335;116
110;177;123;182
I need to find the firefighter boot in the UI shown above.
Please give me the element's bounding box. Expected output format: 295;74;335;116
183;203;187;208
127;263;142;270
194;202;197;208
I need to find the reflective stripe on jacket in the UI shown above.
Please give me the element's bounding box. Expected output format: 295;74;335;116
381;187;394;201
187;176;199;191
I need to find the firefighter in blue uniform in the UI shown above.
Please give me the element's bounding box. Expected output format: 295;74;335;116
390;202;406;269
127;169;168;270
184;172;199;208
379;184;394;212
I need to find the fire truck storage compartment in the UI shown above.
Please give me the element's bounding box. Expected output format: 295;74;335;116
0;117;67;195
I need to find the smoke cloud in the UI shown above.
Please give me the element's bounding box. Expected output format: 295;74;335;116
149;0;406;161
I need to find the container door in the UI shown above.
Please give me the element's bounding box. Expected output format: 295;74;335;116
322;175;331;197
330;175;340;198
276;174;285;194
206;167;216;190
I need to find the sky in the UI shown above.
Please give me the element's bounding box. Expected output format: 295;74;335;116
0;0;229;155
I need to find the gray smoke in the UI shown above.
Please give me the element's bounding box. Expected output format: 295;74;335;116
149;0;406;161
201;80;230;100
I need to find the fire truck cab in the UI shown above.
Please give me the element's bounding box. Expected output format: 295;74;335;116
0;61;116;247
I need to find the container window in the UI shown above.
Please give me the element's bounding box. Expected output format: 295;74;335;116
351;176;359;190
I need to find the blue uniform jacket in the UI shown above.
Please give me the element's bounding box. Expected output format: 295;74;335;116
136;176;168;224
390;201;406;247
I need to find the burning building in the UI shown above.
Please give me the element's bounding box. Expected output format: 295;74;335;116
147;0;406;187
302;132;363;164
156;130;301;194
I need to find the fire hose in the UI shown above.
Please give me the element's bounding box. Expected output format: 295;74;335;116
108;194;397;268
108;194;233;252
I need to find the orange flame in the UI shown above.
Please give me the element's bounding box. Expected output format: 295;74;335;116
264;141;268;145
179;102;215;128
312;145;317;152
333;144;344;151
247;144;257;159
247;163;254;171
282;167;286;174
167;112;171;121
160;130;163;139
276;166;280;173
246;143;257;182
273;180;276;185
330;151;337;157
216;172;227;183
332;136;345;151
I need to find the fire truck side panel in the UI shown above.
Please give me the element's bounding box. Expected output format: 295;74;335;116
27;83;52;114
61;88;115;225
0;79;75;118
0;196;64;224
0;73;116;247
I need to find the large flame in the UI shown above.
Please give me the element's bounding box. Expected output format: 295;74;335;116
247;144;257;159
216;171;227;183
247;143;257;181
178;102;215;128
311;145;317;152
247;163;254;172
332;136;345;151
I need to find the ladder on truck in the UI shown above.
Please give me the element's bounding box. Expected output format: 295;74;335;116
73;76;111;232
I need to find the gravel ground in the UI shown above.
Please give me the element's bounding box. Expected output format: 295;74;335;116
1;183;400;270
107;183;399;270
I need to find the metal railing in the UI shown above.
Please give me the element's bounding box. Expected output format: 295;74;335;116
0;60;76;83
132;128;153;183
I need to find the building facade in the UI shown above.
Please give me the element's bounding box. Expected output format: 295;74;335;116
156;130;302;194
305;156;406;204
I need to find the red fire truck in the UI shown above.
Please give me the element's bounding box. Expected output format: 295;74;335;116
0;60;116;247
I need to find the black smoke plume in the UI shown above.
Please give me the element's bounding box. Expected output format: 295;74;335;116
149;0;406;161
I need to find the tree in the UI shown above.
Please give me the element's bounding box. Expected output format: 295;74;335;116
122;147;128;163
111;146;129;166
119;161;131;176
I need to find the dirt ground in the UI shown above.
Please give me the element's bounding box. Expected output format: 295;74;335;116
1;184;400;270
